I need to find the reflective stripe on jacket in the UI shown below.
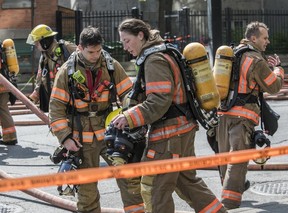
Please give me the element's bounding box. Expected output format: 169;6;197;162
49;52;132;143
218;41;284;125
123;51;197;142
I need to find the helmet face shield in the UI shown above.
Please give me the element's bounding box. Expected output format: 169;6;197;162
26;33;36;45
40;36;54;50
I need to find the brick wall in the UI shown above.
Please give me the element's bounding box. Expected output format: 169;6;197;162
0;0;63;88
0;0;58;39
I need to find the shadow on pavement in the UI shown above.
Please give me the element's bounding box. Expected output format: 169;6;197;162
0;144;50;165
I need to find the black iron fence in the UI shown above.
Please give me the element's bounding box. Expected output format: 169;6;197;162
223;8;288;54
56;7;288;62
56;8;141;62
164;8;288;54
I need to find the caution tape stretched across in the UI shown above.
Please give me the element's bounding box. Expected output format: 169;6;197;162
1;145;288;193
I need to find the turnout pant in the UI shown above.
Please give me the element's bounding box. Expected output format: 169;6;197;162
77;137;144;213
0;92;17;142
141;129;226;213
216;115;254;209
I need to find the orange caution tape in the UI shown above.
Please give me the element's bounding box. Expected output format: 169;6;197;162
0;145;288;192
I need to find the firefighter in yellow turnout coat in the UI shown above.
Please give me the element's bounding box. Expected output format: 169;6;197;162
112;18;227;213
49;27;144;213
216;21;284;210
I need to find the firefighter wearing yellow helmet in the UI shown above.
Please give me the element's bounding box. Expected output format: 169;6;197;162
26;24;77;112
26;24;58;48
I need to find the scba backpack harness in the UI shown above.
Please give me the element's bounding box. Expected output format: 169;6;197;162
217;44;258;112
133;42;218;131
216;44;280;136
39;39;72;112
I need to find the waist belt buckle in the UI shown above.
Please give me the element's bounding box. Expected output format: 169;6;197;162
88;111;97;117
88;102;98;117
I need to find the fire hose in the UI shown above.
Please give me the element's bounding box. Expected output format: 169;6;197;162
202;163;288;171
0;74;49;125
0;169;191;213
0;169;126;213
0;168;77;212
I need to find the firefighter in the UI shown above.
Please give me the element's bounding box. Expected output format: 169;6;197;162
26;24;77;112
0;39;18;145
112;18;227;213
216;21;284;210
0;92;17;145
49;26;144;213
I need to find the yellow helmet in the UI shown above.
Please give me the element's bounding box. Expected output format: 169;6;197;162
26;24;58;45
105;108;122;128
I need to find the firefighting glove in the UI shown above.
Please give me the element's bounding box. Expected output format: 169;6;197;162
111;156;127;166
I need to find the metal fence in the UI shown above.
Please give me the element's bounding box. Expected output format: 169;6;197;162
164;8;288;54
223;8;288;54
56;8;141;62
56;7;288;62
164;8;209;52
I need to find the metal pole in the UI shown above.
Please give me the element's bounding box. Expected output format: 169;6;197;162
75;10;83;45
207;0;222;64
131;7;139;19
31;0;35;91
56;11;63;41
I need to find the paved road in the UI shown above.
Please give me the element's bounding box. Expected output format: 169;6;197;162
0;100;288;212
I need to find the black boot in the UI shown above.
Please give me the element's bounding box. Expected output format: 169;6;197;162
0;139;18;145
244;180;250;191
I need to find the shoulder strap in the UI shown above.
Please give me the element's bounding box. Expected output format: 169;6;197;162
221;44;257;111
132;43;179;101
102;49;114;73
101;50;117;105
136;43;168;66
58;39;71;61
67;52;77;77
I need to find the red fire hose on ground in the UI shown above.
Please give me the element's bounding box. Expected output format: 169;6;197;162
0;74;49;125
0;169;192;213
0;169;127;213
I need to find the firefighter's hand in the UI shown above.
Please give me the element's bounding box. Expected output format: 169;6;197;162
268;54;281;67
63;138;82;152
111;156;127;166
112;114;128;130
28;90;39;104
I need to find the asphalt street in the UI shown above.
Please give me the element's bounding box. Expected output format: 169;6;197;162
0;100;287;213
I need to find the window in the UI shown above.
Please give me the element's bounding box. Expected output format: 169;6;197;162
2;0;35;9
13;39;34;74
